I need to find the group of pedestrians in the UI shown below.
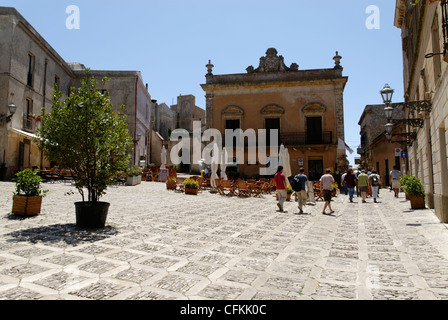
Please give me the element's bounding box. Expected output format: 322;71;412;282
274;166;334;215
274;165;403;215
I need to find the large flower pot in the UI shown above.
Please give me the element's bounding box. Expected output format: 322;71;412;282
410;195;425;209
166;182;176;190
126;175;142;186
185;188;198;195
75;202;110;228
12;195;42;216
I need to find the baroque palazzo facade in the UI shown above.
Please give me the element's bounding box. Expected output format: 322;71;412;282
201;48;349;180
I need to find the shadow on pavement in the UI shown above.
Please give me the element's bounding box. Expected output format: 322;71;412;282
5;222;118;246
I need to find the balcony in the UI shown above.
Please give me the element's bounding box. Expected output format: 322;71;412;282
23;114;36;132
280;131;333;146
223;131;333;147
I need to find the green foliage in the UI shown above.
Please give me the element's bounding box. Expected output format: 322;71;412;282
287;184;294;194
37;71;133;203
401;175;425;197
14;169;48;197
126;165;142;177
183;178;199;189
167;176;176;184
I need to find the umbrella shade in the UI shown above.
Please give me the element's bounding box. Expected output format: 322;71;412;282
221;147;228;180
210;143;220;188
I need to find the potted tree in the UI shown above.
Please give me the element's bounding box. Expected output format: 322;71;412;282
183;178;199;195
125;165;142;186
12;169;48;216
402;175;426;209
400;175;411;200
37;71;133;228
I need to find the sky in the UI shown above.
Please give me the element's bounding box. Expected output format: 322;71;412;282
2;0;405;166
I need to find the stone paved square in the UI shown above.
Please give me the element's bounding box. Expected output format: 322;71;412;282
1;181;448;300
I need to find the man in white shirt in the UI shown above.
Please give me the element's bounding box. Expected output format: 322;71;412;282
390;165;402;198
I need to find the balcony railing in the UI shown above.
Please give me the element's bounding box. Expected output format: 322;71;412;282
23;114;35;132
223;131;333;147
280;131;333;146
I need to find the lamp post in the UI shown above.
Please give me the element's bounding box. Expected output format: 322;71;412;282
1;103;16;122
380;84;395;141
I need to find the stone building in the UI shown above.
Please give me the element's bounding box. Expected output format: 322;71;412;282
0;7;152;178
358;104;406;184
150;95;205;173
201;48;349;180
394;0;448;222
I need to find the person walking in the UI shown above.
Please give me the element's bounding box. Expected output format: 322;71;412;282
357;169;369;203
274;166;287;212
368;170;382;203
294;168;309;214
344;168;357;202
320;169;335;215
341;171;348;195
390;165;402;198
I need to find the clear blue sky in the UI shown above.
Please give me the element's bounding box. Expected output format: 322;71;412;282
3;0;404;166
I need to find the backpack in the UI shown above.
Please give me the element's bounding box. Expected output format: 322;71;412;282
371;175;379;186
291;175;303;192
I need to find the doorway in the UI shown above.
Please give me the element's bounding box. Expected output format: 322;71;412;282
308;159;323;182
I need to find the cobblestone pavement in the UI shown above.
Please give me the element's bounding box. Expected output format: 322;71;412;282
1;180;448;300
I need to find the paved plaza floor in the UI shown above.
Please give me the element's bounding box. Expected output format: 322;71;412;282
1;180;448;301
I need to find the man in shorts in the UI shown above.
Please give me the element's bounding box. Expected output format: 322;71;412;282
390;165;402;198
320;169;335;215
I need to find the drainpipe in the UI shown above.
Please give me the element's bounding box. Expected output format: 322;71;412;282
40;58;48;169
134;76;138;166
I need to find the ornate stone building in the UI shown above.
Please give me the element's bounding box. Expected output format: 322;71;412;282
201;48;349;179
358;104;406;184
0;7;152;178
393;0;448;222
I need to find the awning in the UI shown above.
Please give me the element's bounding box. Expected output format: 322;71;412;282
8;128;40;140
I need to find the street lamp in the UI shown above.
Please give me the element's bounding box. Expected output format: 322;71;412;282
1;103;16;122
380;84;394;105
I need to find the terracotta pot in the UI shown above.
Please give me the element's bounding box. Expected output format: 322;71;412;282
166;182;176;190
12;195;42;216
410;195;425;209
185;188;198;195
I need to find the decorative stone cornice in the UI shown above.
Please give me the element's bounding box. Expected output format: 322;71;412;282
246;48;299;73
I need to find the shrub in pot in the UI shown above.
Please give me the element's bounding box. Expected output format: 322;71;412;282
126;165;142;186
12;169;48;216
402;175;426;209
166;176;176;190
37;71;133;228
183;178;199;195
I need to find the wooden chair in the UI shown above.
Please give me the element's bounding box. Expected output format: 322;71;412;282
197;177;204;193
215;178;224;195
221;180;236;196
313;181;324;201
236;180;251;197
176;177;186;192
251;181;265;198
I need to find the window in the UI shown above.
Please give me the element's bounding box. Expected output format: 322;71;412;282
265;118;280;146
306;117;323;144
432;13;442;83
226;119;240;130
26;98;33;116
27;53;35;87
54;75;60;90
24;98;34;131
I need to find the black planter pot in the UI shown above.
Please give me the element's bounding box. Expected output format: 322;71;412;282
75;201;110;229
